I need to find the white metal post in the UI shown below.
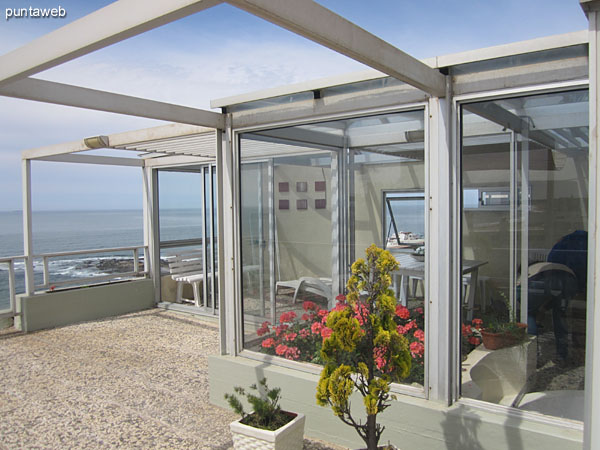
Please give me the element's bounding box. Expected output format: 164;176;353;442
581;1;600;448
143;165;161;304
220;119;238;355
216;129;228;355
519;127;530;325
428;77;452;403
22;158;34;295
268;159;276;323
330;151;341;304
202;166;208;308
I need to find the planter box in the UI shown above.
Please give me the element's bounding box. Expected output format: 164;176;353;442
230;412;305;450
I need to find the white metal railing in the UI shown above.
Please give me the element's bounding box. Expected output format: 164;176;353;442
34;245;149;291
0;255;24;318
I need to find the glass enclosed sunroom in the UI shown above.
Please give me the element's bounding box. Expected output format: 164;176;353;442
5;2;600;449
205;36;592;449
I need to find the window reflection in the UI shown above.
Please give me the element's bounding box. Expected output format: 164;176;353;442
239;110;427;388
460;90;588;422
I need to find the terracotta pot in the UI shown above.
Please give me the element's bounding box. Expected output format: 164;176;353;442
481;323;527;350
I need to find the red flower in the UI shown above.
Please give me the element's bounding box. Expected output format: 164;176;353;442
279;311;297;324
472;318;483;330
405;320;417;331
275;324;289;336
335;294;346;301
320;327;333;339
311;322;323;334
275;344;288;356
413;329;425;342
299;328;310;338
261;338;275;348
317;309;329;318
353;302;369;325
284;346;300;360
397;324;408;335
409;341;425;358
395;304;410;320
468;336;481;346
256;321;271;336
333;301;348;312
285;332;298;342
461;323;471;338
301;313;310;321
373;346;388;371
303;301;317;311
415;307;424;315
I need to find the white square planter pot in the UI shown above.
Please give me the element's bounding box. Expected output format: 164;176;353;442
230;412;305;450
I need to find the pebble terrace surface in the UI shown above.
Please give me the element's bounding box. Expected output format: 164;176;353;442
0;309;344;450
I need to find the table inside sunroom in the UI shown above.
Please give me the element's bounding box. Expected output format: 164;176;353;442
391;251;487;317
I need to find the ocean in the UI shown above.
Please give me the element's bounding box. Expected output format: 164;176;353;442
0;204;423;311
0;209;203;311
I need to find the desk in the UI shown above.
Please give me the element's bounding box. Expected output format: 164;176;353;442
391;251;487;318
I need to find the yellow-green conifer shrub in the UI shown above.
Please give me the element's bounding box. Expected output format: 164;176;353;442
316;245;411;450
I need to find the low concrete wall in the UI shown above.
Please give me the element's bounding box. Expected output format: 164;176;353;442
16;279;154;333
209;355;583;450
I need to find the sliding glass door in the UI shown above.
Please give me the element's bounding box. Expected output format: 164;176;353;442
460;90;588;421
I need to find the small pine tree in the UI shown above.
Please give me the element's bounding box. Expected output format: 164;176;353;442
225;378;292;431
316;245;411;450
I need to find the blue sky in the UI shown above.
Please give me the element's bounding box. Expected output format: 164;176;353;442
0;0;589;211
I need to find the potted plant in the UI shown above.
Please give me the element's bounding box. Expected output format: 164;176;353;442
316;245;411;450
480;319;527;350
225;378;305;450
480;294;527;350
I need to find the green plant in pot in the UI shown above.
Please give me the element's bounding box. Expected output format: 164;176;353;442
316;245;411;450
225;378;305;450
480;293;527;350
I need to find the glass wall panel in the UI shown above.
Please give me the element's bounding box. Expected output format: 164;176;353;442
460;90;588;421
158;168;218;312
240;109;426;388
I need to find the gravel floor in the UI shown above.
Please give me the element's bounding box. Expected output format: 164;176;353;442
0;309;344;450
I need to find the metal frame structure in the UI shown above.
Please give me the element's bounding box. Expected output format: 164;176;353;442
2;1;599;448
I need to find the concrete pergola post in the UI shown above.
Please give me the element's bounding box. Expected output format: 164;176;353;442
580;1;600;449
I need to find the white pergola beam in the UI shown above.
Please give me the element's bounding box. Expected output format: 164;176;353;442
0;78;224;129
108;123;214;146
144;155;214;167
22;139;90;160
0;0;223;87
36;154;143;167
226;0;446;97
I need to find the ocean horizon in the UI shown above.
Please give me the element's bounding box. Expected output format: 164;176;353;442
0;208;203;311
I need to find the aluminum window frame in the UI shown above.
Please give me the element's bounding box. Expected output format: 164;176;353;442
452;79;589;431
232;102;431;399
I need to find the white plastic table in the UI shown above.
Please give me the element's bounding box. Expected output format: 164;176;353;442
391;251;487;316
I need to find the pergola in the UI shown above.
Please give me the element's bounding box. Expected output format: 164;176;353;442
2;1;600;449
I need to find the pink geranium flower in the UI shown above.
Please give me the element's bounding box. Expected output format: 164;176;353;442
261;338;275;348
320;327;333;339
303;301;317;311
413;329;425;342
275;344;288;356
409;341;424;358
285;332;298;342
299;328;310;338
395;304;410;320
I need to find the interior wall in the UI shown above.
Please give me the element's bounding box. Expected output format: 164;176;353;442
274;164;332;282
